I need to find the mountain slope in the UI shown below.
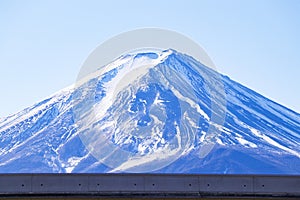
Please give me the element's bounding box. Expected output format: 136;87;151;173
0;49;299;173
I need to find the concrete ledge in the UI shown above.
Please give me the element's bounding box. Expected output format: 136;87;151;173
0;174;299;198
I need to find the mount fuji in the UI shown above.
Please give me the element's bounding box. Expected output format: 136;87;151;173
0;49;299;174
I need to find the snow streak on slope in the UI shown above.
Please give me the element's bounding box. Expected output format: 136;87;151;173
0;49;299;174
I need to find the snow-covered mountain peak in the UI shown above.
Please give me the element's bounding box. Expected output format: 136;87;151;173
0;49;299;173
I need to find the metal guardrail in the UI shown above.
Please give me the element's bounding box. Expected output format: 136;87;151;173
0;174;299;198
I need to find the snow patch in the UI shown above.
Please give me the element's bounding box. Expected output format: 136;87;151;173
250;128;300;157
236;137;257;148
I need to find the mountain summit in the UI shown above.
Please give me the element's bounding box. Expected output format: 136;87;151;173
0;49;299;173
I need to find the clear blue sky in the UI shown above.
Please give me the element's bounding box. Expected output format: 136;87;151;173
1;0;300;117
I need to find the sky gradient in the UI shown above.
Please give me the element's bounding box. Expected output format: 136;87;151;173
1;0;300;117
